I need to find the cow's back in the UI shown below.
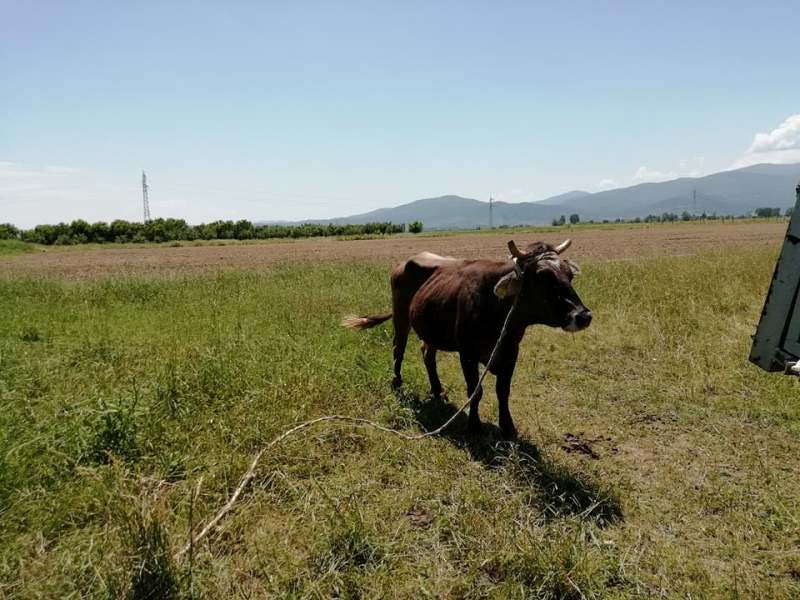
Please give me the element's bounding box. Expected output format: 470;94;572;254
391;252;462;303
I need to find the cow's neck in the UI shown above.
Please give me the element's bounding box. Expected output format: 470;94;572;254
494;296;528;344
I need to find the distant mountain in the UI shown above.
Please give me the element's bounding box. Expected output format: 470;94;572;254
258;163;800;230
260;195;564;230
320;195;491;230
534;190;591;205
551;163;800;222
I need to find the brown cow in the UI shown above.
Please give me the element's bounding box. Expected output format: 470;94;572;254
342;239;591;437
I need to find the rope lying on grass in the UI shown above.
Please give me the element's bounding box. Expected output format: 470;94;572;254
175;302;519;561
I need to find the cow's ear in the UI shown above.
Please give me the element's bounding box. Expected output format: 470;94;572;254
494;272;521;298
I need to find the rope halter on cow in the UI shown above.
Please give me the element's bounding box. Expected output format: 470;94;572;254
495;238;577;300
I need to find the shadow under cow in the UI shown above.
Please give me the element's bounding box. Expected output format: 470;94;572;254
396;388;623;527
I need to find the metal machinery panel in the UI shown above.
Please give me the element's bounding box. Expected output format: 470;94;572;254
749;183;800;372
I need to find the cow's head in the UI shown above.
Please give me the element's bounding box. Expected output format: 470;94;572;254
494;239;592;332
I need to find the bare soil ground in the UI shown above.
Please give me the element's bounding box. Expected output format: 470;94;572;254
0;221;786;279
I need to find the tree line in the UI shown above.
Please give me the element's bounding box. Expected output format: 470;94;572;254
0;219;425;245
551;207;793;226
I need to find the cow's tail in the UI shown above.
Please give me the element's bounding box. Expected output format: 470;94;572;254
341;312;392;330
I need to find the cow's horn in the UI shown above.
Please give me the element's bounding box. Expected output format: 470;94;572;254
554;239;572;254
507;240;525;258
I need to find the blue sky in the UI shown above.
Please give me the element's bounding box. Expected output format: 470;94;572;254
2;1;799;227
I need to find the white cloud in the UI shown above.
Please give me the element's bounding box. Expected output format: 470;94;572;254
631;156;706;184
0;161;80;190
596;178;617;190
0;161;282;227
748;114;800;153
632;166;677;183
0;161;49;179
0;161;144;226
732;114;800;168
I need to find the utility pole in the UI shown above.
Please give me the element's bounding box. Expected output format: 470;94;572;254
489;195;494;229
142;170;151;222
692;188;697;214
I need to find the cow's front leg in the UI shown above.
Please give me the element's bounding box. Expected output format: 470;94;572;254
494;345;519;439
459;353;483;434
495;372;516;439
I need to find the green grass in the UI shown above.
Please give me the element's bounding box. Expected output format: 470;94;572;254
424;216;789;237
0;240;38;256
1;247;799;598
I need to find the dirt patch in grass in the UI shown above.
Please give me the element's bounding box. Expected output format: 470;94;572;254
0;220;786;279
560;432;617;459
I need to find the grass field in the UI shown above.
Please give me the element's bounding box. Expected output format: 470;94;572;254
0;240;37;257
1;234;799;597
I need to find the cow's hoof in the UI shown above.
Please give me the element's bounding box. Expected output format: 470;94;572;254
500;423;518;440
391;377;402;391
430;390;448;403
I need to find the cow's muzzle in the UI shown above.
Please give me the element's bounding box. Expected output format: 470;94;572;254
563;308;592;332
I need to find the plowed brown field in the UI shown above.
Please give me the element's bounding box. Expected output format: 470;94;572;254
0;221;786;279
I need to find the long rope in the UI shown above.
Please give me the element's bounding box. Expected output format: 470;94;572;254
175;301;519;560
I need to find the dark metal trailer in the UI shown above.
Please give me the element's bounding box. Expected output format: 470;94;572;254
750;183;800;374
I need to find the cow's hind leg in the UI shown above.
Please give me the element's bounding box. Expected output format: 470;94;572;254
459;353;483;434
421;342;445;401
391;316;409;390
